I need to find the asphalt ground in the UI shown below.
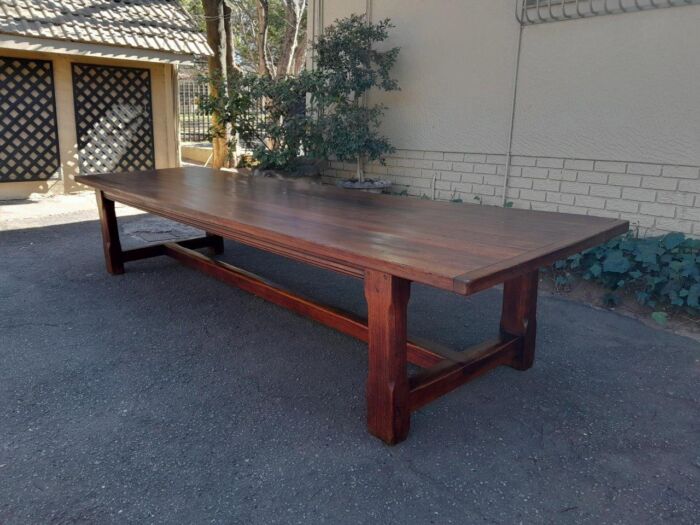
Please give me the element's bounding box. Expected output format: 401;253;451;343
0;209;698;524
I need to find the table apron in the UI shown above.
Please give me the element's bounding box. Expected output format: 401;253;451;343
103;191;366;280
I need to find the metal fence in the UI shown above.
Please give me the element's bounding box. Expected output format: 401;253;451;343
179;80;210;143
178;79;271;148
517;0;700;24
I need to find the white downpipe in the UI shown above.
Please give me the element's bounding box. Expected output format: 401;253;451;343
502;10;526;206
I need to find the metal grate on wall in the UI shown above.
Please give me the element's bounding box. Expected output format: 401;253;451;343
72;63;155;175
0;56;61;183
516;0;700;25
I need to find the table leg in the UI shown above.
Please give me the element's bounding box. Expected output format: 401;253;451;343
95;190;124;275
364;270;411;445
500;270;538;371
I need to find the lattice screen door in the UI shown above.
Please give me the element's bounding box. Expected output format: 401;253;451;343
0;56;61;183
72;63;155;175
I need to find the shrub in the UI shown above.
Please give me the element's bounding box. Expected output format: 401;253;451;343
553;232;700;317
200;72;322;171
243;71;323;170
312;14;400;181
198;72;255;160
199;15;401;175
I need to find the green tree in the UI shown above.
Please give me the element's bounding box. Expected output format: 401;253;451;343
179;0;205;32
180;0;308;77
229;0;308;77
180;0;308;164
313;15;400;182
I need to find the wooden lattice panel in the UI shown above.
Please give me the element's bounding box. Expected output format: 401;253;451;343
0;56;61;183
72;63;155;175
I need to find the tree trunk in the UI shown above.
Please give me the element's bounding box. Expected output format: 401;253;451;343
354;96;364;182
202;0;229;169
223;2;236;77
292;29;307;75
223;1;243;166
356;157;364;183
276;0;306;79
256;0;271;77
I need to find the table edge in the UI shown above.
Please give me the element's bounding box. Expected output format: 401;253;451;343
453;219;629;294
78;173;630;296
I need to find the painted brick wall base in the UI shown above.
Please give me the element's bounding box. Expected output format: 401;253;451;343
323;151;700;237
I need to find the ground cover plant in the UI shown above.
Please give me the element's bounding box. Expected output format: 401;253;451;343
550;232;700;325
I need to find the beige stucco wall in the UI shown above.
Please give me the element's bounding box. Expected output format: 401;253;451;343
0;47;180;200
312;0;700;163
513;6;700;166
311;0;700;235
312;0;519;154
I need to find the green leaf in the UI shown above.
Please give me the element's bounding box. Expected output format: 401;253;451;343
635;244;659;265
651;311;668;326
669;261;683;272
670;293;684;306
590;263;602;277
555;275;571;287
602;251;631;273
569;254;582;269
662;232;685;250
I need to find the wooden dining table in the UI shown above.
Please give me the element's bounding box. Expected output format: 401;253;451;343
77;166;628;444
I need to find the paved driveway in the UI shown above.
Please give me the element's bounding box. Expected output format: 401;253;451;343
0;207;698;524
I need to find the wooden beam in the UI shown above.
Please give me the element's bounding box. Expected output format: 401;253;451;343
121;244;165;262
501;270;539;371
408;337;519;412
364;270;411;445
95;190;124;275
121;236;224;263
161;242;447;369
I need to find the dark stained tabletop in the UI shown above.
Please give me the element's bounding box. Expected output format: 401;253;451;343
77;167;629;295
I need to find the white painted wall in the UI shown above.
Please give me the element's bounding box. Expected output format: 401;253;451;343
514;6;700;166
314;0;519;154
368;0;519;154
311;0;700;165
